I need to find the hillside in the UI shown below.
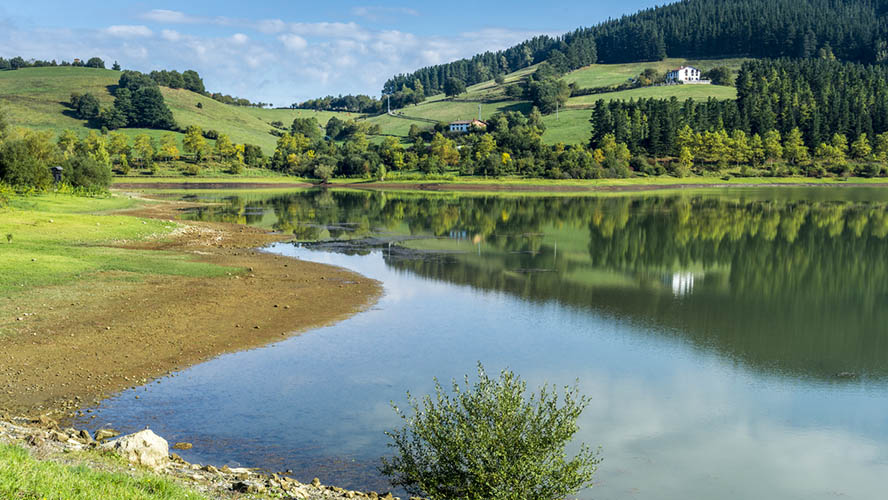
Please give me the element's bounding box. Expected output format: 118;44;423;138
384;0;888;96
0;67;359;153
370;58;741;145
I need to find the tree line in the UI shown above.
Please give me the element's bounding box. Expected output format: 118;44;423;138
381;0;888;98
0;56;115;71
587;58;888;176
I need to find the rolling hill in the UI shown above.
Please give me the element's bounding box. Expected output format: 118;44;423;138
0;57;741;152
0;67;359;153
370;57;742;144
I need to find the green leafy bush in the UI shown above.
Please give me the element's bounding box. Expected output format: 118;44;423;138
62;155;112;190
380;364;601;500
0;139;53;189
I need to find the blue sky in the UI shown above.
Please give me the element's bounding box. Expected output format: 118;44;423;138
0;1;664;105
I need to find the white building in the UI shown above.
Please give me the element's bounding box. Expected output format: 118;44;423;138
448;119;487;134
666;66;710;84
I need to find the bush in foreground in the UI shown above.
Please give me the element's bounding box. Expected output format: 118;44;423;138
380;364;601;500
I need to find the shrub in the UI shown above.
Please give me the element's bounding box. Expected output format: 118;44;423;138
380;364;601;500
0;140;52;189
62;155;112;190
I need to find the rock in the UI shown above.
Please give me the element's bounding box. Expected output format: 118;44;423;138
36;415;58;428
172;442;192;450
78;429;93;443
49;430;68;442
232;481;266;494
94;429;119;441
220;465;232;473
203;465;219;474
311;477;321;487
102;429;169;469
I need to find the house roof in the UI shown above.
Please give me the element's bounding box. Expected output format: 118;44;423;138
450;120;472;125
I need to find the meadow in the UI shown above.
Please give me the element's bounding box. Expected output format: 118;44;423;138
0;58;745;153
0;67;358;153
0;193;231;298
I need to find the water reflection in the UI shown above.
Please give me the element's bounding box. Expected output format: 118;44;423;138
186;188;888;380
75;188;888;500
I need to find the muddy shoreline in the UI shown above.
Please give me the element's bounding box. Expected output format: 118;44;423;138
0;197;382;420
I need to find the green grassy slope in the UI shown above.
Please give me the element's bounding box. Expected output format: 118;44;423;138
370;58;743;144
563;57;748;88
0;67;357;153
0;58;745;152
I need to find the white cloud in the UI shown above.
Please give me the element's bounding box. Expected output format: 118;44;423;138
351;6;420;22
278;34;307;52
104;25;153;38
1;7;552;106
160;29;181;42
141;9;202;24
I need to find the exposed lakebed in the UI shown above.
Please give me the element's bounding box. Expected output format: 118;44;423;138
77;188;888;499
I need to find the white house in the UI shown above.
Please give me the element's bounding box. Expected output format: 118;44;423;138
449;119;487;134
666;66;710;84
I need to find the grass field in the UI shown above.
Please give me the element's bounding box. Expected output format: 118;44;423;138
0;67;358;153
376;58;745;144
0;193;231;297
0;58;747;151
0;443;207;500
563;57;749;89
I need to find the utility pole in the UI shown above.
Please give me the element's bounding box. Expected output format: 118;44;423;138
478;102;482;121
387;95;391;114
556;101;559;120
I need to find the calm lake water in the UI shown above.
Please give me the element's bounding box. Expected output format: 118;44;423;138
78;187;888;499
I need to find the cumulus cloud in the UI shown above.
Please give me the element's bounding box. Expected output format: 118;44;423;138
278;34;308;52
103;25;153;38
2;7;552;106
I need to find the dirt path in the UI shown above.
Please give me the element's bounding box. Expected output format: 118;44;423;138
0;198;381;419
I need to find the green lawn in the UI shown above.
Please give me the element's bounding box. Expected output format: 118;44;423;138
0;443;207;500
0;193;233;297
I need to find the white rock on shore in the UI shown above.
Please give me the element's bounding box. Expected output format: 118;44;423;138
101;429;168;470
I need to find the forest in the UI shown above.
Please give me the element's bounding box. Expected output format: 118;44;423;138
382;0;888;98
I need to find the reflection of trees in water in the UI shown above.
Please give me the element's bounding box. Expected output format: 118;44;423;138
183;190;888;379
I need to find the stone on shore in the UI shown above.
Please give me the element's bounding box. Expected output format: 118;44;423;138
101;429;169;469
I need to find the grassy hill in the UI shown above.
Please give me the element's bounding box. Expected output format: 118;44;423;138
0;58;743;153
0;67;358;153
369;58;743;145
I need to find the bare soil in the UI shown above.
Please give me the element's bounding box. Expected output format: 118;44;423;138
0;199;381;419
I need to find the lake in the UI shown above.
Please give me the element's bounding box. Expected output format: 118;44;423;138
77;187;888;499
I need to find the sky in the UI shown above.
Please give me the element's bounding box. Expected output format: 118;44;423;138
0;1;664;106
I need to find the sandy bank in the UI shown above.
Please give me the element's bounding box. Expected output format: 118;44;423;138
0;198;381;418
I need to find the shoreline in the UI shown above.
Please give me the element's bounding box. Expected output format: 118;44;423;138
0;418;405;500
0;196;382;420
112;177;888;194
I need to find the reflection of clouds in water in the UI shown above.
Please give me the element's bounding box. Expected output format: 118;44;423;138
567;372;888;499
